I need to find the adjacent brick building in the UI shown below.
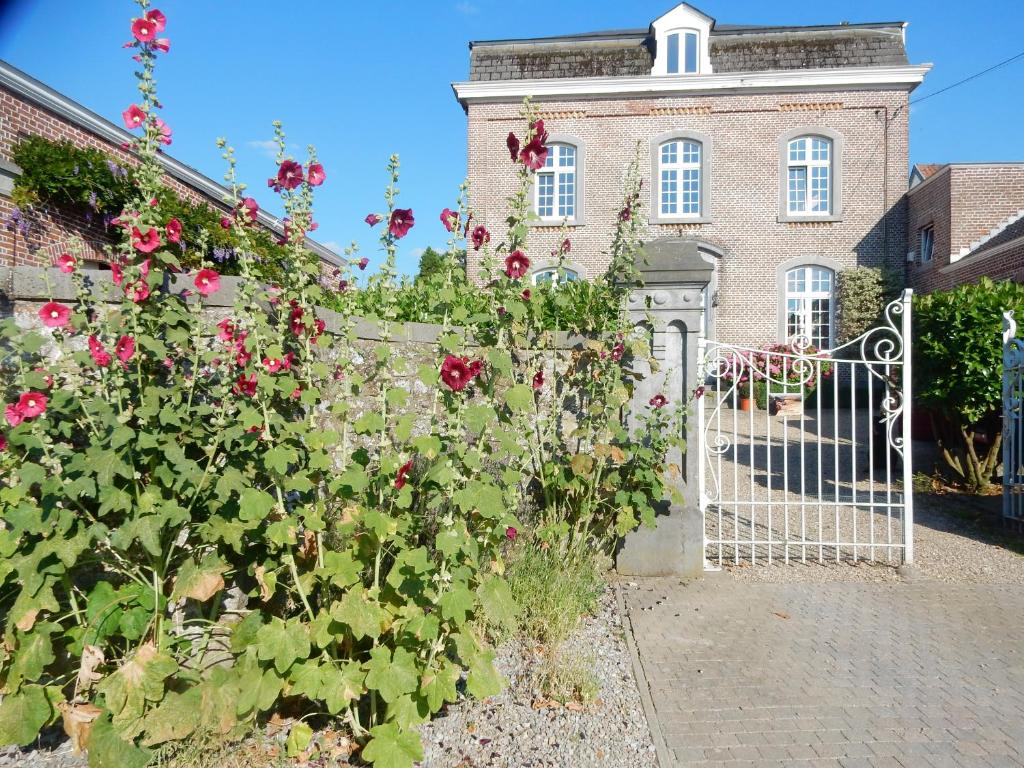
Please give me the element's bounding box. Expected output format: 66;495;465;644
0;59;338;270
906;162;1024;292
454;3;931;347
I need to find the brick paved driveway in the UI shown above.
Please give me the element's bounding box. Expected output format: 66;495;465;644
623;577;1024;767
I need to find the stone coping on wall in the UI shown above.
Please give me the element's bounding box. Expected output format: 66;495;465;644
0;265;585;349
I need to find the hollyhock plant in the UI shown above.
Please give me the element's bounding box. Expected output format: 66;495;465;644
532;370;544;390
649;394;668;408
262;357;285;373
365;213;382;226
440;207;459;232
276;159;304;190
506;132;520;161
122;104;145;130
217;319;235;342
38;302;71;328
307;163;326;186
357;257;369;270
127;280;150;303
519;137;548;171
115;335;135;363
110;263;123;286
146;8;166;31
153;38;170;52
16;391;47;419
88;336;112;367
194;268;220;296
471;225;490;251
56;253;76;273
504;250;530;279
155;117;173;145
233;373;258;397
506;526;518;541
131;16;157;42
131;226;161;253
166;217;181;243
440;354;480;392
4;404;24;427
521;289;531;301
388;208;415;239
241;197;259;222
395;459;413;490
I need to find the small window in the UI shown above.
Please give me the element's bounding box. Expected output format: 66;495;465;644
533;268;579;286
786;136;832;215
785;265;834;349
658;139;702;218
666;30;699;74
534;143;576;221
920;225;934;263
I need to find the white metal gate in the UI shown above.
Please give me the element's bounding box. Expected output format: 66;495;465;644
697;291;914;567
1004;311;1024;525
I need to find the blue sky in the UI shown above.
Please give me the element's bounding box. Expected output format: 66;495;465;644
1;1;1022;275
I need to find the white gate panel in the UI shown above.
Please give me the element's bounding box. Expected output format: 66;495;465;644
698;291;914;567
1004;311;1024;525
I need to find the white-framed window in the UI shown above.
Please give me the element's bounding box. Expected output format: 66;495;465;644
534;143;576;221
666;30;699;74
920;224;934;263
786;136;832;215
785;265;833;349
658;139;702;218
533;268;579;286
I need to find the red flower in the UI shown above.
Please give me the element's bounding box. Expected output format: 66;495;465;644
115;335;135;363
166;218;181;243
131;16;157;42
440;208;459;232
88;336;112;367
519;138;548;171
4;404;24;427
0;434;7;452
532;370;544;390
521;289;531;300
395;459;413;490
153;38;170;53
388;209;415;239
312;318;326;341
365;213;382;227
39;302;71;329
504;251;530;279
233;373;258;397
17;392;47;419
127;280;150;303
122;104;145;130
611;343;624;362
307;163;326;186
194;269;220;296
694;385;705;399
440;355;476;392
289;306;305;336
290;387;302;400
276;160;304;190
262;357;285;373
241;197;259;223
220;216;232;230
110;263;123;286
358;257;369;270
155;117;172;145
619;205;632;222
506;132;520;162
56;253;76;273
131;226;161;253
649;394;668;408
146;8;167;32
560;238;571;254
506;526;518;541
471;225;490;251
217;318;236;342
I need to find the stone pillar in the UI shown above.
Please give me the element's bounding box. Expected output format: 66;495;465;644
616;239;713;578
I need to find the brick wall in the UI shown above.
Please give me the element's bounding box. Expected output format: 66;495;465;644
466;88;910;346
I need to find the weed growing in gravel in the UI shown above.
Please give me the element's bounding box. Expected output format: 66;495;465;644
537;651;601;706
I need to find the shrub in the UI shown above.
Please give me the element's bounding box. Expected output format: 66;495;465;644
914;278;1024;492
835;266;900;344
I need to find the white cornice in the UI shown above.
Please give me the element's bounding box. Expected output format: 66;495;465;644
0;60;341;266
453;64;932;105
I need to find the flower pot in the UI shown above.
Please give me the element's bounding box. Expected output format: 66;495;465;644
739;397;754;412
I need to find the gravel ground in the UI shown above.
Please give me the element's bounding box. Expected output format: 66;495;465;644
418;587;656;768
0;732;84;768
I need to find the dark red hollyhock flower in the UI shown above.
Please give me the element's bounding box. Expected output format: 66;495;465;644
388;208;415;239
611;342;625;362
531;118;548;143
241;197;259;223
560;238;571;254
312;318;326;341
694;385;705;399
233;373;258;397
395;459;413;490
506;132;520;162
217;318;235;342
115;335;135;363
365;213;382;227
307;163;326;186
506;526;518;541
166;218;181;243
619;204;632;222
504;250;530;279
440;355;474;392
519;138;548;171
276;159;304;190
532;369;544;390
521;289;531;301
440;207;459;232
649;394;668;408
496;306;506;317
471;225;490;251
358;257;369;270
468;359;484;379
289;305;305;335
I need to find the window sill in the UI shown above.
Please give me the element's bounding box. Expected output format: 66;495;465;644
778;213;843;224
649;215;711;225
528;219;584;228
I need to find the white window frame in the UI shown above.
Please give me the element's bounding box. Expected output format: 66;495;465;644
666;29;699;75
784;265;834;349
533;143;577;222
532;267;579;287
786;136;833;216
920;224;934;263
658;139;702;219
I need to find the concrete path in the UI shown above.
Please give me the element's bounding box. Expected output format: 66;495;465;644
623;576;1024;767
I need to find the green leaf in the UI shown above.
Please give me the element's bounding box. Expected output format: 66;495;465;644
97;642;178;737
363;646;418;703
87;713;151;768
438;586;476;626
255;617;310;674
362;722;424;768
239;488;276;523
385;387;409;408
504;383;534;413
236;666;284;715
477;577;518;630
320;662;365;714
0;685;53;746
8;622;57;689
140;688;201;746
331;587;384;641
170;555;227;603
466;647;504;699
420;660;460;712
286;722;314;758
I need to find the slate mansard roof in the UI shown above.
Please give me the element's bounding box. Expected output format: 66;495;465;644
469;21;909;82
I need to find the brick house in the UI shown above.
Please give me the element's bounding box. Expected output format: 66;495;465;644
906;162;1024;293
0;59;339;271
453;3;931;347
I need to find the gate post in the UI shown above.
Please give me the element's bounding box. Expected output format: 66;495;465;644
901;289;914;564
616;240;713;577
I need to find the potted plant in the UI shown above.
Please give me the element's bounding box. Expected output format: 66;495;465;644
750;342;832;413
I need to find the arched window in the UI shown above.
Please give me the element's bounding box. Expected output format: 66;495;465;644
658;138;702;219
785;265;833;349
786;135;833;216
534;143;576;221
532;267;579;286
666;29;699;74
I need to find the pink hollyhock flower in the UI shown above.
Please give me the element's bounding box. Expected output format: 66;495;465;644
5;404;24;427
388;208;415;239
262;357;285;373
506;526;518;541
0;434;6;452
519;138;549;171
146;8;166;32
358;257;369;270
504;250;530;279
194;269;220;296
138;259;151;278
17;392;47;419
307;163;326;186
395;459;413;490
282;352;295;370
155;117;172;145
440;208;459;232
110;263;123;286
440;355;474;392
532;369;544;390
131;226;161;253
56;253;76;273
521;289;531;300
122;104;146;130
471;225;490;251
39;302;71;328
127;280;150;303
131;16;157;42
153;38;170;53
88;336;112;367
241;197;259;223
507;132;520;162
649;394;668;409
560;238;571;254
276;159;304;190
166;218;181;243
290;387;302;400
115;335;135;363
217;318;236;342
235;348;252;368
220;216;232;229
233;373;258;397
365;213;382;227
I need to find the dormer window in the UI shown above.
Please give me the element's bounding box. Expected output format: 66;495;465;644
667;30;699;74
